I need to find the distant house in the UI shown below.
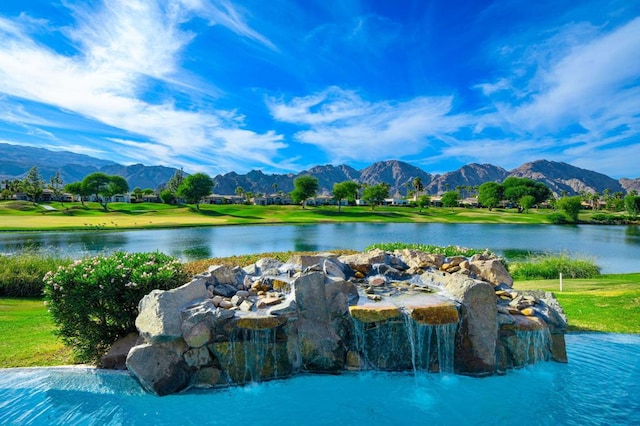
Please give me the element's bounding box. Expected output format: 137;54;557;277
203;194;246;205
141;194;160;203
306;195;336;206
459;197;480;208
383;198;409;206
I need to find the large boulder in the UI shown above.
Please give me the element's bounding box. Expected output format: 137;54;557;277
293;272;358;371
469;258;513;287
424;271;498;375
136;279;209;343
339;249;388;275
100;332;140;370
394;249;445;270
126;340;190;396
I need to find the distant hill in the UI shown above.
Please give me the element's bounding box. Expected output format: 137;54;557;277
426;164;509;195
620;178;640;194
0;143;179;190
508;160;625;196
1;143;637;197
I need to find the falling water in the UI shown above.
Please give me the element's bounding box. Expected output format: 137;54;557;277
513;328;552;366
352;312;457;374
217;327;281;384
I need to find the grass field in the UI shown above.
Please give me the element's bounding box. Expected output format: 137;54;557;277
1;200;624;230
0;298;74;367
514;273;640;334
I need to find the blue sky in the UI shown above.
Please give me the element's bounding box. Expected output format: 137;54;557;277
0;0;639;178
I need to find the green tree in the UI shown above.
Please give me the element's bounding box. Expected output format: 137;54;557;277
166;168;185;193
159;188;174;204
624;194;640;219
20;166;45;204
82;173;129;210
48;171;64;205
177;172;214;210
235;186;245;202
441;191;460;210
502;177;552;206
519;195;536;213
556;196;582;223
412;177;423;200
361;183;389;210
290;176;319;209
132;187;143;203
477;182;503;210
64;181;89;206
417;194;430;212
332;181;360;212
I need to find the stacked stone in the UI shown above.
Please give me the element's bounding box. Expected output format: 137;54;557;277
119;248;568;396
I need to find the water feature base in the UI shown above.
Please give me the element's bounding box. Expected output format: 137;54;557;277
125;249;567;395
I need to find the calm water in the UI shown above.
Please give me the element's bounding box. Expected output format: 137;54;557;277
1;223;639;273
0;333;638;425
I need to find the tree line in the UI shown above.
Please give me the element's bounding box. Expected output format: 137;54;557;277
3;166;639;220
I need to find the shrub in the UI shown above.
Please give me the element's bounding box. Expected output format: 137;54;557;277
590;213;625;224
509;254;600;280
548;212;570;224
44;251;189;364
364;242;493;258
0;253;71;297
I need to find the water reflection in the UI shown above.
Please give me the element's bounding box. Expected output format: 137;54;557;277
1;223;639;273
625;225;640;243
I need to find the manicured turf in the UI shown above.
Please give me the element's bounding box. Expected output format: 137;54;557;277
0;298;74;367
514;273;640;334
1;200;617;230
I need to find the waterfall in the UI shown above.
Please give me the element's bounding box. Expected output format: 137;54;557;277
217;327;281;384
351;312;458;374
513;328;552;366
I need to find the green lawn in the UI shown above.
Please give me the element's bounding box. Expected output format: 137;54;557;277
514;273;640;334
1;200;619;230
0;298;74;367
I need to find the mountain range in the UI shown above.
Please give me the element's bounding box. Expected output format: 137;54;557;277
0;143;638;197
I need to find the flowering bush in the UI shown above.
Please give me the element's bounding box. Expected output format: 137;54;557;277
44;251;189;363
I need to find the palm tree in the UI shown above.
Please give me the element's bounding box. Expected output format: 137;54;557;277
412;177;423;201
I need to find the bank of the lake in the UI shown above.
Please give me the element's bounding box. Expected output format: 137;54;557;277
0;200;631;231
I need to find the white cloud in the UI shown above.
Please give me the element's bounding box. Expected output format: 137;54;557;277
0;0;286;174
268;87;464;162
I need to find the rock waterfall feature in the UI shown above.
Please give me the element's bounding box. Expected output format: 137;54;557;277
126;249;567;396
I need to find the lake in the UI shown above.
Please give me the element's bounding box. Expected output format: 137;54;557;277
1;223;639;273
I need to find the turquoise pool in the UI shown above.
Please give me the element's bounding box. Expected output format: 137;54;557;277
1;333;638;425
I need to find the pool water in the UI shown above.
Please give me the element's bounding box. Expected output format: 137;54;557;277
1;333;639;425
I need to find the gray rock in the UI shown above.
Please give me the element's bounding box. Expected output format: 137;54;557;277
394;249;445;269
339;249;388;275
255;258;284;274
469;258;513;287
100;332;140;370
239;299;254;312
184;346;212;368
213;283;238;298
293;272;358;371
126;341;190;396
323;258;347;280
426;271;498;376
136;279;208;343
208;265;241;286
